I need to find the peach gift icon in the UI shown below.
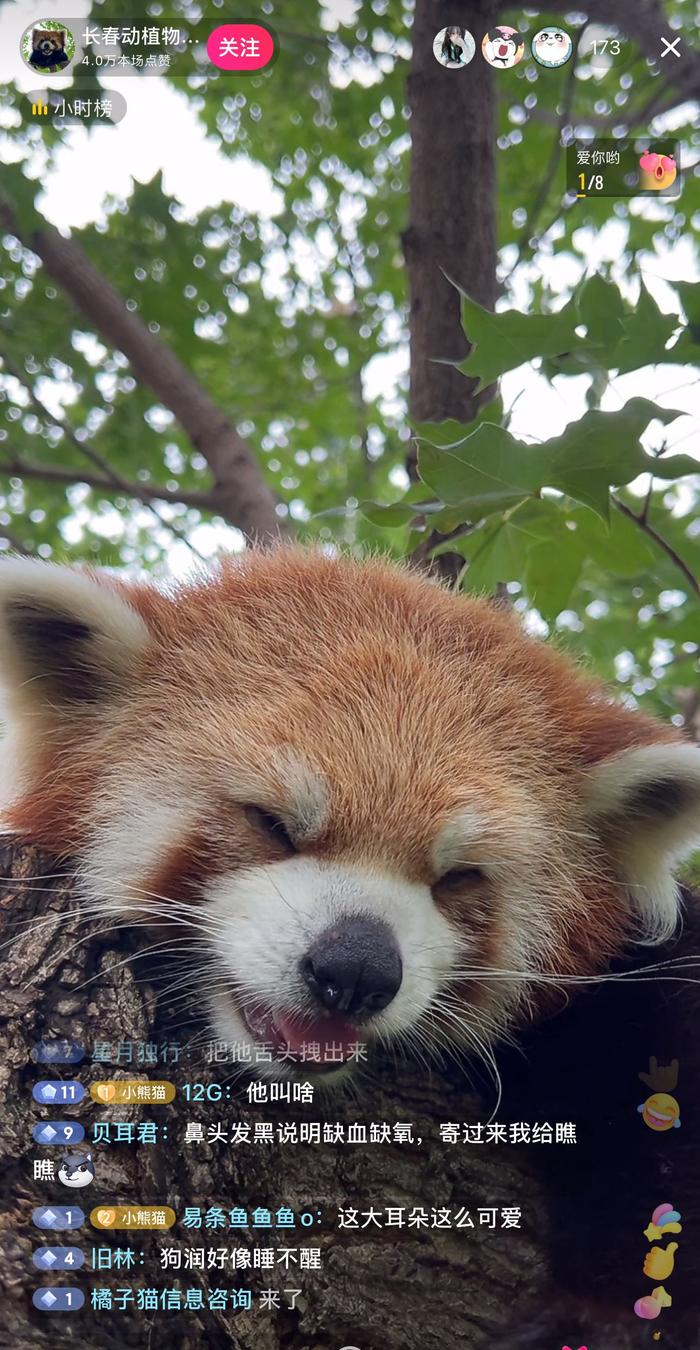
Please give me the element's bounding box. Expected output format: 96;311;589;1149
634;1285;672;1320
639;151;677;191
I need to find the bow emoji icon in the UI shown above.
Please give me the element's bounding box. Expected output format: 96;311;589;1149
562;1345;587;1349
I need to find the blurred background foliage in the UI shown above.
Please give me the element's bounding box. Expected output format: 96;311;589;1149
0;0;698;737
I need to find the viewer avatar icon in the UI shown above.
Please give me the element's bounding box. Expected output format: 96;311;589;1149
532;27;574;68
432;26;476;68
481;26;525;68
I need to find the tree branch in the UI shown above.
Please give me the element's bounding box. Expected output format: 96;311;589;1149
0;837;546;1350
611;495;700;600
0;350;210;561
0;452;220;511
0;204;288;544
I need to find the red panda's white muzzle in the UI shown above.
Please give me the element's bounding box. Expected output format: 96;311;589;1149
203;854;462;1080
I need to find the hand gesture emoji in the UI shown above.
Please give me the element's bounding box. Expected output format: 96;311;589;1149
643;1243;679;1281
639;1057;679;1092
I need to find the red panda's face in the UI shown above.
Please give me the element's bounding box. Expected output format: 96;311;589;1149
1;550;699;1082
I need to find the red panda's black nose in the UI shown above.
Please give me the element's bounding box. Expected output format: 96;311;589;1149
301;915;403;1016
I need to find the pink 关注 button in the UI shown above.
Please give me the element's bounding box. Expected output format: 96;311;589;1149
207;24;275;72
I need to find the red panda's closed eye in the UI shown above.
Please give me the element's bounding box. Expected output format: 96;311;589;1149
243;805;298;855
435;866;485;890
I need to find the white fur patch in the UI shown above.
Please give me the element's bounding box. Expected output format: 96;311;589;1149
80;780;203;915
268;748;329;842
583;741;700;943
432;808;487;877
0;560;150;814
0;558;149;690
0;725;31;818
204;857;463;1069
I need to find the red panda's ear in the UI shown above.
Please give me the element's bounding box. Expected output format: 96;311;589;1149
582;742;700;942
0;559;150;716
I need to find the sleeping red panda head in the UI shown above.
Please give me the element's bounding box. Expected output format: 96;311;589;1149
1;549;699;1080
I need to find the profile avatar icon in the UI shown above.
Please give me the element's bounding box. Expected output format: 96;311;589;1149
532;27;574;68
433;26;475;68
21;21;75;73
58;1149;95;1188
481;26;524;69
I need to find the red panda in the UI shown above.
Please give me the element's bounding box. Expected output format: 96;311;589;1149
1;548;699;1344
0;547;698;1064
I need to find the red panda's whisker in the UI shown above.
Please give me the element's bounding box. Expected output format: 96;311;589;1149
21;932;210;994
435;1009;504;1118
0;871;81;885
438;953;700;981
20;923;127;984
390;1024;434;1078
85;884;225;925
158;970;238;1006
63;940;217;997
88;894;225;938
419;1006;505;1117
161;980;240;1015
0;899;221;953
257;865;315;940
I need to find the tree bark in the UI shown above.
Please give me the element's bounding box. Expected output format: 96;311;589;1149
404;1;498;582
0;838;550;1349
0;205;287;546
404;0;498;436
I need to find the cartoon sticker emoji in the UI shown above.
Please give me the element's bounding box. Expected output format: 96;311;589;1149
58;1149;95;1188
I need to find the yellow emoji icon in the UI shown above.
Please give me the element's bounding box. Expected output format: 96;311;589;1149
638;1092;681;1132
643;1244;679;1281
639;151;677;192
